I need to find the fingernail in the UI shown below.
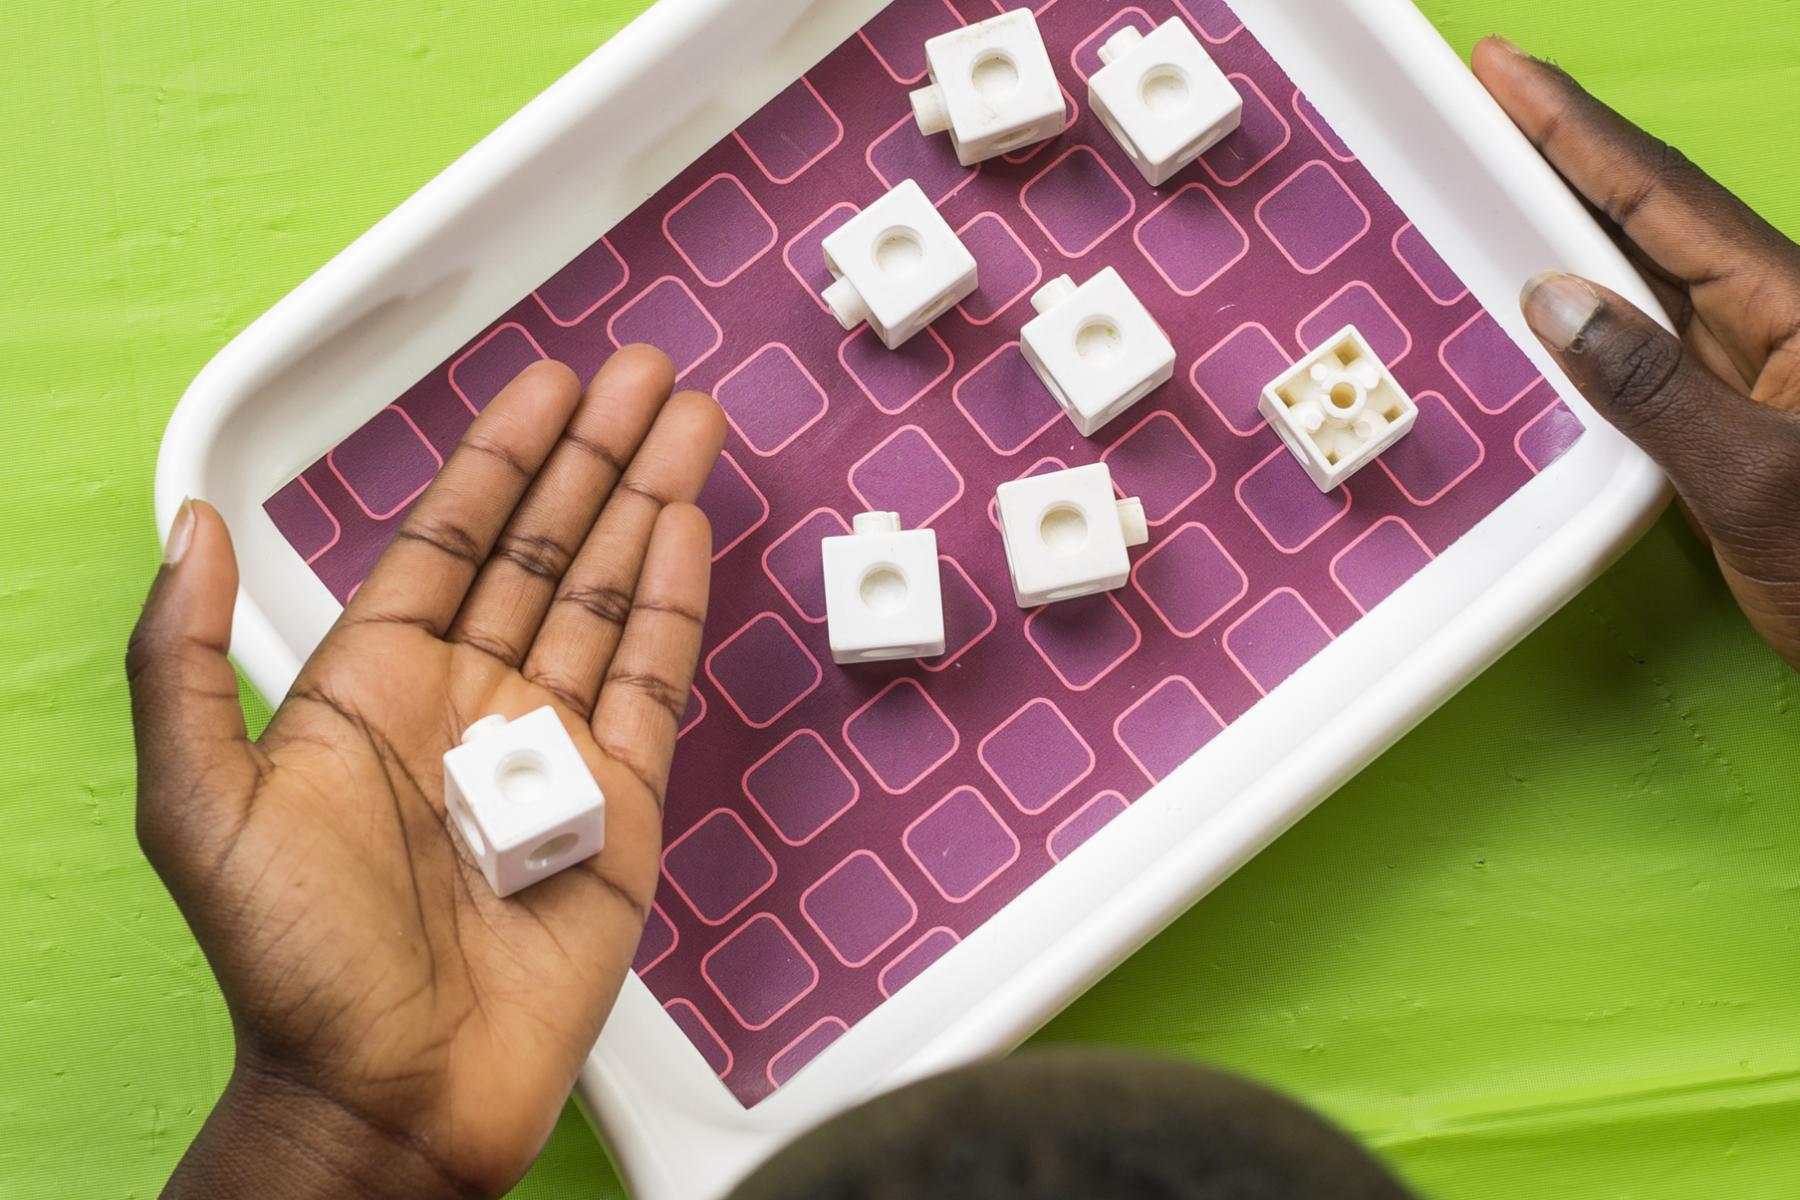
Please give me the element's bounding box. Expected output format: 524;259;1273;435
1522;272;1602;351
1489;34;1528;57
164;499;196;566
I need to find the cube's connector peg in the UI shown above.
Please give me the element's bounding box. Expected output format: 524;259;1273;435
1020;268;1176;437
1088;18;1243;187
443;706;605;898
822;512;947;665
909;8;1068;165
1258;324;1419;492
821;179;979;349
995;463;1149;608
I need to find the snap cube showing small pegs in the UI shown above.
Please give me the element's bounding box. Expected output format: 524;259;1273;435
1020;269;1175;437
821;179;979;349
1088;18;1242;187
1259;325;1419;492
910;8;1067;166
822;512;946;665
995;463;1149;608
443;706;605;898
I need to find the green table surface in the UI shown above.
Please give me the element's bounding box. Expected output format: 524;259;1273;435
4;1;1798;1196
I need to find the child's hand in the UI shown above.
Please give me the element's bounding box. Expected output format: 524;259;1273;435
128;348;725;1199
1476;38;1800;668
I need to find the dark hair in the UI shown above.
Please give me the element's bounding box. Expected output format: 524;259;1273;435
729;1051;1415;1200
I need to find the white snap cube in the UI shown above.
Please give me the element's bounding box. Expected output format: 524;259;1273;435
822;512;946;665
910;8;1068;166
1258;325;1419;492
1088;19;1243;187
995;463;1149;608
1020;269;1176;437
443;707;605;898
821;179;979;350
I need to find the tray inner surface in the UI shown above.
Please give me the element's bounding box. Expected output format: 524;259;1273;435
265;0;1581;1106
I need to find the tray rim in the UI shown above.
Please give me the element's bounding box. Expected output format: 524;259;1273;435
154;0;1670;1195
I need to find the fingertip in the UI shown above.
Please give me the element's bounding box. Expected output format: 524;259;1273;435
607;343;678;393
671;389;730;456
657;500;713;559
1521;271;1604;352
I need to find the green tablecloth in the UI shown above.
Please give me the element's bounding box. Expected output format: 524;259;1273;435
4;2;1796;1195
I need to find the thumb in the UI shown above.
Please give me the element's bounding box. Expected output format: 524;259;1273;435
1520;272;1800;542
127;499;258;877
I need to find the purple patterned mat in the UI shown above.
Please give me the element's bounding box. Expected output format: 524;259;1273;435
265;0;1584;1106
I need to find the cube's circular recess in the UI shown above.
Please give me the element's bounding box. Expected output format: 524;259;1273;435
995;463;1151;607
1021;268;1176;437
820;180;978;349
910;9;1067;165
1089;18;1244;186
822;512;947;664
442;706;606;897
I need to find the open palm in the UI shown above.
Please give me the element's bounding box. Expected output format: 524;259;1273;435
129;349;725;1197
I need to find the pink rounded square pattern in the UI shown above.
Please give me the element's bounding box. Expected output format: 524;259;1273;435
1393;222;1466;305
762;508;850;624
1255;161;1371;274
1224;589;1334;694
705;613;821;729
698;453;771;562
702;914;819;1031
1135;183;1248;297
1024;593;1142;691
328;407;441;521
1102;411;1216;525
923;557;999;672
1131;523;1248;636
1048;791;1130;861
606;276;723;377
1516;400;1585;473
768;1018;848;1089
534;239;628;326
450;323;547;414
744;730;859;846
663;808;778;926
904;788;1021;902
801;852;919;967
663;174;778;287
843;679;960;795
734;77;843;184
1021;146;1136;258
265;477;339;562
633;904;679;975
1235;447;1352;552
1191;323;1288;435
1441;311;1542;413
1377;391;1483;505
266;0;1585;1107
848;425;964;529
665;1000;732;1078
1299;282;1411;366
954;343;1064;455
1114;678;1225;783
956;214;1042;325
715;343;829;456
868;112;978;207
879;927;959;998
1200;77;1290;187
1175;0;1243;41
978;699;1095;814
1331;517;1433;613
784;203;858;311
841;326;954;415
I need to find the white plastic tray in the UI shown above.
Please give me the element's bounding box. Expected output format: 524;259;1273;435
156;1;1667;1195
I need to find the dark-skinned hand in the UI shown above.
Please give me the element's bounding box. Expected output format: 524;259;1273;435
128;347;725;1198
1478;38;1800;668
